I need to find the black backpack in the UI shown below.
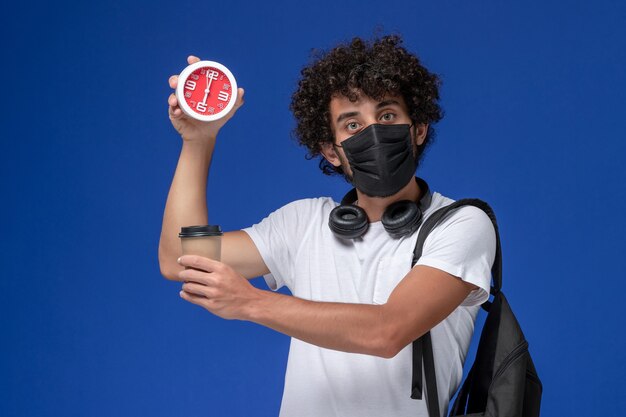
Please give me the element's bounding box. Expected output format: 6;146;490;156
409;199;542;417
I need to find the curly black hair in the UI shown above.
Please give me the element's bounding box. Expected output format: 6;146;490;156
290;34;443;176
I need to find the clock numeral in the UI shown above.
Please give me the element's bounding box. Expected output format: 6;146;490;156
222;83;231;91
184;80;197;90
185;91;192;99
196;102;207;113
218;91;230;102
202;69;219;80
191;74;199;81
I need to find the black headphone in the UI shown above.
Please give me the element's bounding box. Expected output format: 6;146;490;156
328;177;432;239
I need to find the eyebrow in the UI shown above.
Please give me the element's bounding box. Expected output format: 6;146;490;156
335;100;402;124
336;111;359;124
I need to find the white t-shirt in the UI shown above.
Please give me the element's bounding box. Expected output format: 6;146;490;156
243;191;496;417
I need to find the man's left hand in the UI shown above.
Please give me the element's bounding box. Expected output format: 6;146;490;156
176;255;260;320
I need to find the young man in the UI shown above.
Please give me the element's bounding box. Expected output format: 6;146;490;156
159;35;496;417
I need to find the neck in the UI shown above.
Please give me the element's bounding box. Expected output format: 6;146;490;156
355;179;422;222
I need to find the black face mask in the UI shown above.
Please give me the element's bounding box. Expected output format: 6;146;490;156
336;123;417;197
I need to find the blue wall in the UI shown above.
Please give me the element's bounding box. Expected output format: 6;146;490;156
2;1;625;416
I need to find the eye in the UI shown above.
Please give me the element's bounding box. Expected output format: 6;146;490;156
380;112;396;122
346;121;361;131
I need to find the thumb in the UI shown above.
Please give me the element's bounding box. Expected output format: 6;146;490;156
234;88;245;110
222;88;245;121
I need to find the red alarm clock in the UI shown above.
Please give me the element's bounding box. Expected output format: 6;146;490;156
175;60;238;122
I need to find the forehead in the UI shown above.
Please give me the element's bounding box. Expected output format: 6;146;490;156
329;91;408;119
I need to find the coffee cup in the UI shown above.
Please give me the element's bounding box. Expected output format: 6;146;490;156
179;225;223;261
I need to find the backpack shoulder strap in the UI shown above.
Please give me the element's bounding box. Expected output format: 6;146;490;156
410;198;502;416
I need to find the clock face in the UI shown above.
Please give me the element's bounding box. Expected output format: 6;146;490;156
175;61;238;122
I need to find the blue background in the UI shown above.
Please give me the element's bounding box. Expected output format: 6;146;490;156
2;1;625;416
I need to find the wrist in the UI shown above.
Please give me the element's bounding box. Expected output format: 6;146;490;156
182;133;217;145
245;287;275;323
181;137;216;155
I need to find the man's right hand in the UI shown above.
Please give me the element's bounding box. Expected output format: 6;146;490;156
167;55;245;143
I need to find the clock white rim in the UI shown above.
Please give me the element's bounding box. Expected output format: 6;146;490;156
175;60;238;122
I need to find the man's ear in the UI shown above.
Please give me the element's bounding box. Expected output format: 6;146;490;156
414;123;429;146
320;142;342;167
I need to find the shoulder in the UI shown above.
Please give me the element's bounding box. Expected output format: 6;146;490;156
416;192;497;306
420;192;497;268
440;205;494;235
426;193;494;235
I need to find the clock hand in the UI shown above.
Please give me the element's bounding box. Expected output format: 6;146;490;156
201;71;210;105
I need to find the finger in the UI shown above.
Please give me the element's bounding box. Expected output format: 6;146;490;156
180;290;211;309
168;106;182;119
178;267;215;285
181;282;215;298
168;75;178;89
168;100;182;119
188;55;201;64
168;93;178;108
178;255;223;272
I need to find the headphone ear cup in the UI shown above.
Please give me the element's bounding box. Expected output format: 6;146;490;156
381;200;423;238
329;205;369;239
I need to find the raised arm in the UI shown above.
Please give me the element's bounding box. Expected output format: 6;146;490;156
158;55;268;280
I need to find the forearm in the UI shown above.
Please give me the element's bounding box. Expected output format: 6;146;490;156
247;290;398;358
159;139;216;279
178;260;473;360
